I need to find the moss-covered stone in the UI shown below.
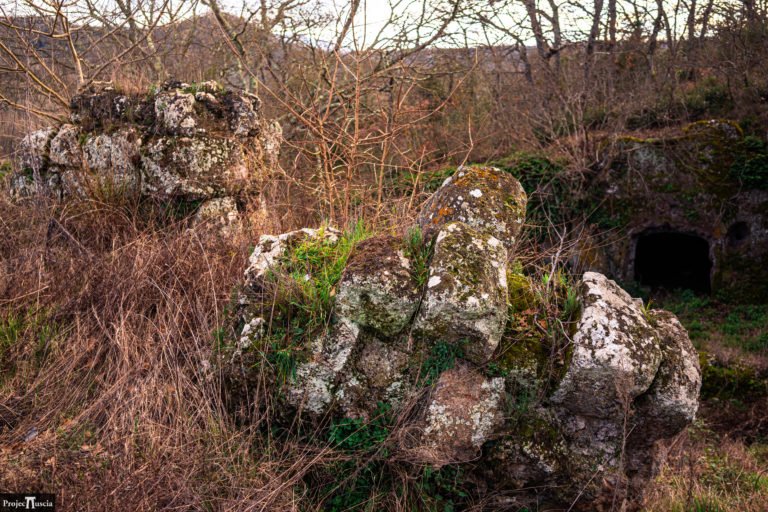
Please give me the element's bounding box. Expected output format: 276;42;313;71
412;221;508;364
335;235;421;339
507;270;536;313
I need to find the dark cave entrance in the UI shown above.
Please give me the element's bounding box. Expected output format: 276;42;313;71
634;231;712;294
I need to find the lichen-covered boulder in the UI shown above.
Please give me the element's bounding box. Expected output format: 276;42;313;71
416;165;526;248
421;364;504;463
285;319;360;415
413;221;508;363
49;124;84;168
622;309;702;503
155;89;197;136
222;167;701;511
636;310;701;432
335;236;420;338
18;127;55;173
549;271;663;418
140;136;249;200
83;128;141;186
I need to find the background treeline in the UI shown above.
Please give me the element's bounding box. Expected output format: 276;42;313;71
1;0;767;227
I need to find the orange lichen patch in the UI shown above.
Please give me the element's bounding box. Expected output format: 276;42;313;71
435;206;454;222
455;167;501;186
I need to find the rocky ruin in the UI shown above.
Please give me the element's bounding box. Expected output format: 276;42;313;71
9;80;281;220
226;165;702;510
582;120;768;301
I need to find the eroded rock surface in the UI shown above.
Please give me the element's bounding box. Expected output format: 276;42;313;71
9;80;281;224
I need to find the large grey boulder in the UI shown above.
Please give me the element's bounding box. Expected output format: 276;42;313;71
413;221;508;363
549;271;663;418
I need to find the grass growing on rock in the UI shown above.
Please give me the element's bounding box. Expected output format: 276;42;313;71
233;222;372;384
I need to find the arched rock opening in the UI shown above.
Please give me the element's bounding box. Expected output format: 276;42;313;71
634;230;712;293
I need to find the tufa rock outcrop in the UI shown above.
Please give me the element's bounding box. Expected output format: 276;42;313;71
224;166;701;510
582;120;768;301
9;80;281;220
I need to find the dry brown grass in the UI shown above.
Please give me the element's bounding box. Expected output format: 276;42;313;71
643;426;768;511
0;190;308;510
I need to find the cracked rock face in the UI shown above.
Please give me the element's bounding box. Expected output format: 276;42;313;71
416;165;527;248
413;221;508;363
335;236;421;339
638;310;701;432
